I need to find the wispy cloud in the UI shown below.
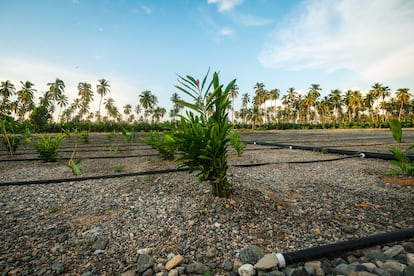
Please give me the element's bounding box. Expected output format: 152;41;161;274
71;0;79;4
258;0;414;82
232;13;273;26
207;0;243;12
218;27;234;37
140;5;152;15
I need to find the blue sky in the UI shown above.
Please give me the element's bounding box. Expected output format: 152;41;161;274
1;0;414;116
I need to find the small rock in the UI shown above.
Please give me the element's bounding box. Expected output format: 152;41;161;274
137;248;153;255
239;245;265;264
406;253;414;266
348;272;377;276
361;247;382;258
121;270;137;276
142;268;153;276
403;266;414;276
93;249;105;255
239;264;256;276
222;260;233;271
233;259;243;273
361;263;377;272
186;262;208;274
402;242;414;253
137;254;154;273
206;247;217;259
333;263;357;275
168;269;178;276
92;237;109;251
384;245;405;258
51;262;65;274
382;259;407;272
255;253;278;271
165;255;184;271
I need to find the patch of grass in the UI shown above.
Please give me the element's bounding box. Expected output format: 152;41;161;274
112;164;124;173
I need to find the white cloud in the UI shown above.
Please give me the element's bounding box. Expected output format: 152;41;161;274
218;27;234;37
258;0;414;83
208;0;243;12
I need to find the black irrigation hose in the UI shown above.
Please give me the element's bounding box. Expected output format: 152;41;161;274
275;228;414;267
233;154;362;167
244;141;414;161
0;153;158;163
0;167;189;187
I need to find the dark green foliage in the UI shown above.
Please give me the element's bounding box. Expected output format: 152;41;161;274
1;119;31;155
31;133;65;162
387;118;414;175
173;70;235;197
30;105;51;132
142;131;176;160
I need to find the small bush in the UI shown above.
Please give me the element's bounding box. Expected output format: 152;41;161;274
229;131;246;157
142;131;176;160
31;133;65;162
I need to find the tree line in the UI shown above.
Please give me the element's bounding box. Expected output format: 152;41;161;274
0;78;412;130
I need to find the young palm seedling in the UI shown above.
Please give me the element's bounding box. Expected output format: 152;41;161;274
31;133;65;162
173;70;236;197
387;118;414;175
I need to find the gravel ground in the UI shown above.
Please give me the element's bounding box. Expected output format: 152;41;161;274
1;137;414;275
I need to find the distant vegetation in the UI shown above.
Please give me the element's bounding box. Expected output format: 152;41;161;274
0;78;413;133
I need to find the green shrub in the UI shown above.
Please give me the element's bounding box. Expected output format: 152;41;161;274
173;70;235;197
31;133;65;162
142;131;176;160
229;131;246;157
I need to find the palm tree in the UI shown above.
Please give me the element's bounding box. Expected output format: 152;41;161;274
282;87;298;123
240;93;250;124
229;84;239;123
344;90;363;123
96;79;110;119
56;93;68;123
123;104;132;121
152;106;166;123
0;80;16;118
139;90;157;122
47;78;65;119
170;92;183;122
17;81;36;120
396;88;412;121
135;104;142;121
104;97;119;121
77;82;94;119
268;88;280;121
328;89;343;124
364;90;376;124
369;83;390;123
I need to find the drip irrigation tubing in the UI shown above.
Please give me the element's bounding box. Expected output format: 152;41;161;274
233;154;362;167
0;153;158;163
275;228;414;267
244;140;414;161
0;167;189;187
